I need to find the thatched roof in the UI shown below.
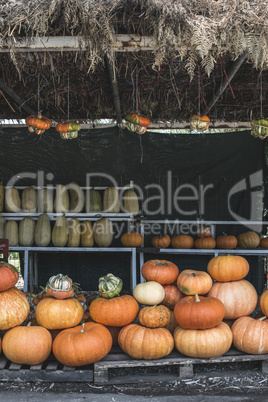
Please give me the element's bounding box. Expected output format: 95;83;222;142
0;0;268;125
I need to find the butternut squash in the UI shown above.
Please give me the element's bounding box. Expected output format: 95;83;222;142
0;214;6;238
81;220;94;247
0;182;4;212
103;187;120;213
22;187;37;212
4;220;18;246
35;214;51;247
38;188;53;213
85;189;102;213
52;216;68;247
5;188;21;212
67;218;81;247
68;182;84;213
123;189;139;215
19;217;36;246
54;185;69;213
93;218;113;247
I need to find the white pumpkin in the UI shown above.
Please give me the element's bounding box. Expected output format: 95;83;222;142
133;281;165;305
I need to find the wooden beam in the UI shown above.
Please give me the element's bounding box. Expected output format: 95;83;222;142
0;35;156;53
0;80;36;115
104;54;122;124
201;52;247;115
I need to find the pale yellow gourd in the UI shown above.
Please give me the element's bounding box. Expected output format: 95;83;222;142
0;183;4;212
0;214;6;238
19;217;36;246
54;185;69;213
68;182;84;213
52;216;68;247
67;218;81;247
35;214;51;247
38;188;53;213
5;188;21;212
21;187;37;212
81;220;94;247
4;220;19;246
123;189;139;215
85;189;102;213
93;218;113;247
103;187;120;213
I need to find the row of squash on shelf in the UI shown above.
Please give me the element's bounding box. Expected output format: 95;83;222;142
0;184;139;215
0;253;268;367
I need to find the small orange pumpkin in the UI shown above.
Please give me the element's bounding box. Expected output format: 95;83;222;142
260;237;268;248
138;305;171;328
177;269;213;295
125;113;151;127
195;237;216;249
25;113;52;131
55;122;81;132
141;260;179;285
216;234;238;249
161;284;184;310
121;232;144;247
151;234;171;248
171;235;194;249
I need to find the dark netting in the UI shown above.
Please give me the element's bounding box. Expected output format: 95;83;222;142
0;127;266;293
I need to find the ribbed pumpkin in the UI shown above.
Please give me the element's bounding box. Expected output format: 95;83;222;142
93;217;113;247
52;216;68;247
174;322;233;358
67;218;81;247
174;294;225;329
0;262;19;291
103;187;120;213
68;182;84;213
0;182;4;212
2;325;52;365
89;295;139;327
36;297;84;330
195;237;216;249
53;322;113;367
121;232;144;247
54;184;70;213
98;273;123;298
171;235;194;249
81;220;94;247
237;231;260;248
118;324;174;360
0;288;30;330
0;214;6;238
208;279;258;319
232;316;268;355
4;220;18;246
161;284;184;310
133;281;165;305
5;187;21;212
34;213;51;247
260;238;268;248
19;217;36;246
21;187;37;212
216;234;238;249
141;260;179;285
207;255;249;282
177;270;213;295
85;189;102;213
45;274;74;299
138;305;171;328
38;188;53;213
151;234;171;248
123;189;139;215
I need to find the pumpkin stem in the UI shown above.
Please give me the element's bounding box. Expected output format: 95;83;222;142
81;323;85;333
155;261;169;266
191;273;196;277
259;316;267;321
194;293;200;302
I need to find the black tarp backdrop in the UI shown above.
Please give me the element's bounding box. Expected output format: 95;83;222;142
0;127;266;293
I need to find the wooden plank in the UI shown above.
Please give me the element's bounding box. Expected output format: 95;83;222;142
29;363;43;371
62;366;76;372
8;362;22;371
0;369;93;383
180;364;194;378
262;360;268;374
0;356;8;370
45;362;59;371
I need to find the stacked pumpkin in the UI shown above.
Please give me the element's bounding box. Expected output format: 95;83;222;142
0;262;53;366
173;268;233;358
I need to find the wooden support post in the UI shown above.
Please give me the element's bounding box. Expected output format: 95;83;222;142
0;80;36;115
200;52;247;115
104;54;122;125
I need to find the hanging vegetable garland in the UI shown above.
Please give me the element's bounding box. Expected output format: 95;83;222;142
125;113;151;134
25;113;52;135
55;122;81;140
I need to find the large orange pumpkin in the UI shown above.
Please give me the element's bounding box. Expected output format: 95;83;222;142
207;255;249;282
0;288;30;330
141;260;179;285
195;237;216;249
216;234;238;249
138;305;171;328
171;235;194;249
173;322;233;358
0;262;19;291
173;294;225;329
2;325;52;365
35;297;84;330
176;269;213;295
232;316;268;354
89;295;139;327
151;234;171;248
208;280;258;319
53;322;112;367
118;323;174;360
161;284;184;310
